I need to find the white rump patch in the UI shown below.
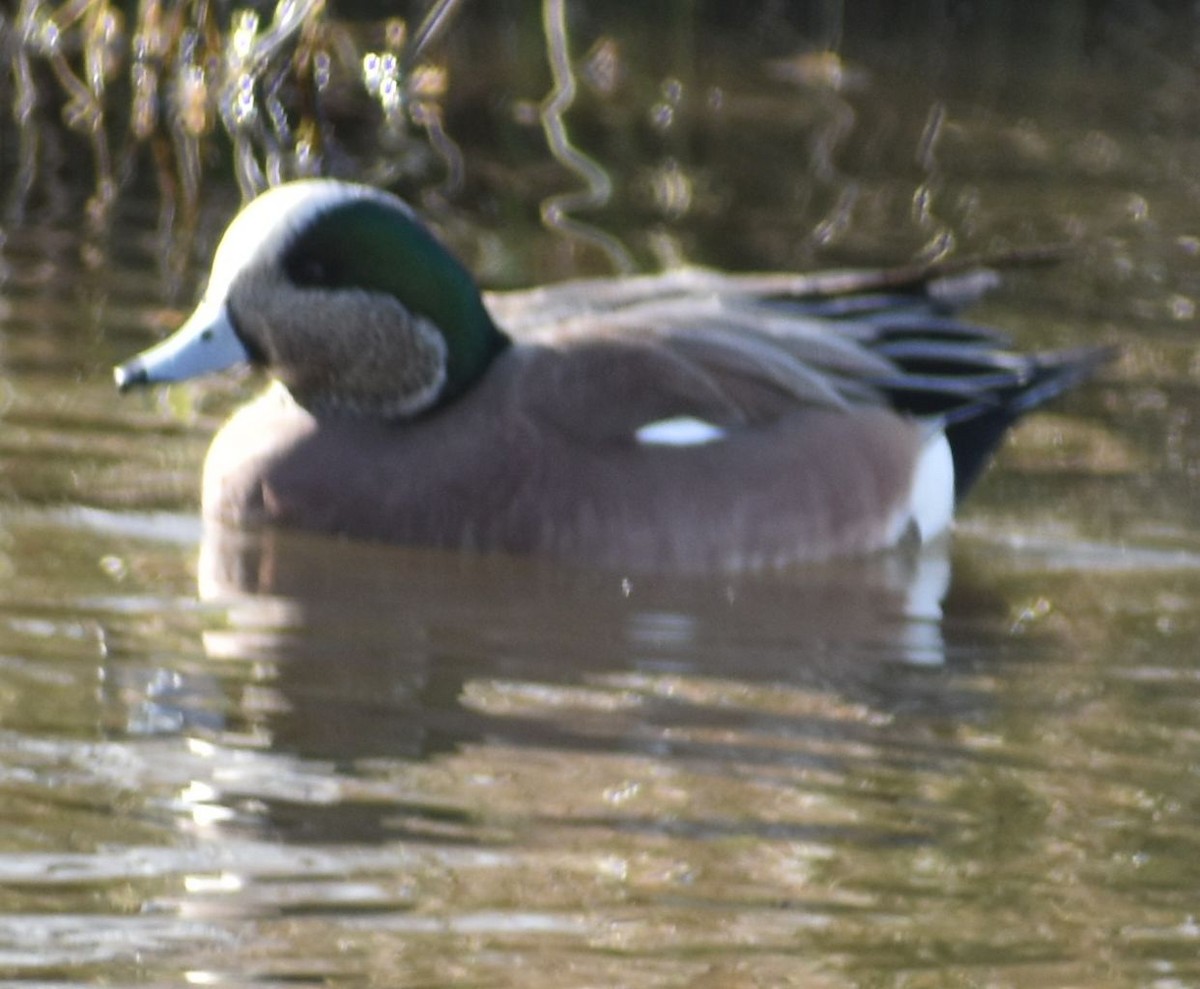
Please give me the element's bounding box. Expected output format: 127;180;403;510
907;432;956;543
635;416;728;447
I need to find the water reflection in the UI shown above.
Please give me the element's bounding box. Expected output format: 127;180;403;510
159;526;983;837
73;520;1160;988
9;503;1200;984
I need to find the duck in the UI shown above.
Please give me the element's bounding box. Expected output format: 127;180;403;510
114;179;1111;573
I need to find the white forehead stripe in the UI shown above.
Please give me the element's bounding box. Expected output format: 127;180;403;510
204;181;411;301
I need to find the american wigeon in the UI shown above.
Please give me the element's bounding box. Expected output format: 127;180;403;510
115;179;1111;573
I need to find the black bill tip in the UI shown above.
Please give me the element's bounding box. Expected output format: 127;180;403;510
113;361;148;393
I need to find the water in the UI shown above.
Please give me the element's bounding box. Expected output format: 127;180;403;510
3;4;1200;986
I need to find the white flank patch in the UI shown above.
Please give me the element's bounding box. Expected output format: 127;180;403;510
634;416;728;447
908;432;956;543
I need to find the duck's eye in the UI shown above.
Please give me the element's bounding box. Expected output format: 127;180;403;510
285;253;337;287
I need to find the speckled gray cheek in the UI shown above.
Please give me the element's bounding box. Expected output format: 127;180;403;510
227;273;448;420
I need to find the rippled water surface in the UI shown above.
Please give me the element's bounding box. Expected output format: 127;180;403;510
3;5;1200;986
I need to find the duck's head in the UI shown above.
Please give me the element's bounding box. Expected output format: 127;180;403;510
115;180;508;418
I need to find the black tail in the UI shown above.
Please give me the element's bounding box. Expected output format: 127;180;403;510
865;327;1116;498
935;345;1115;497
765;263;1115;499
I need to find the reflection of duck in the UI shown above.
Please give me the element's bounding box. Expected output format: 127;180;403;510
131;524;969;846
197;523;957;767
116;180;1110;572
